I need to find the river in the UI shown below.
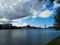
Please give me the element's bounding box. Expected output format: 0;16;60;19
0;29;60;45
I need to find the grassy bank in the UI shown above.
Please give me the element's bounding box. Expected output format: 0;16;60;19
46;36;60;45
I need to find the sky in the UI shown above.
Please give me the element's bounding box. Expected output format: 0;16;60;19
0;0;60;28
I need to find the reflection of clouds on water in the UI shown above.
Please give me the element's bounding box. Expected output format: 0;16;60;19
12;30;27;39
0;30;60;45
0;30;11;45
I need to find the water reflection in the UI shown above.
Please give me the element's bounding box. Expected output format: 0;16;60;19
0;29;60;45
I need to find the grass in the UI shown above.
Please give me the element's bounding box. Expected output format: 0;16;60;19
46;36;60;45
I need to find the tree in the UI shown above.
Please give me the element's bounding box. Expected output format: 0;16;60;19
54;8;60;30
50;0;55;2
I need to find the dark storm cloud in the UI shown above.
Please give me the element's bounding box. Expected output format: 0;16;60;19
0;0;60;24
0;0;31;20
0;0;46;20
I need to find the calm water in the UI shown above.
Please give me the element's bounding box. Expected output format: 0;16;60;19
0;29;60;45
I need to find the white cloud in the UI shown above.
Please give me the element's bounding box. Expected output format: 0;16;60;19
21;23;28;27
30;9;39;18
35;0;60;18
0;0;60;26
0;0;47;20
0;0;60;20
42;4;46;9
0;18;10;24
30;0;60;19
11;16;29;26
0;15;29;25
12;22;28;27
12;16;30;22
0;0;46;25
53;1;60;8
39;10;54;18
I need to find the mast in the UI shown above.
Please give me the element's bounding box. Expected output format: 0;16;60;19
45;24;46;29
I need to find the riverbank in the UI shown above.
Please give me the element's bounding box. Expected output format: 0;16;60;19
46;36;60;45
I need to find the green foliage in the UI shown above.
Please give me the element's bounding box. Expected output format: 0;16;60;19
46;36;60;45
54;8;60;30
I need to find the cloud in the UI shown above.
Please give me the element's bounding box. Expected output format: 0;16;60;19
12;22;28;27
53;1;60;8
30;9;39;18
0;0;60;26
31;0;45;11
0;18;10;24
0;0;46;24
0;15;30;25
0;0;60;20
11;16;29;26
20;23;28;27
0;0;31;20
12;16;30;22
12;21;28;27
38;0;60;18
0;0;44;19
39;9;54;18
0;0;47;20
